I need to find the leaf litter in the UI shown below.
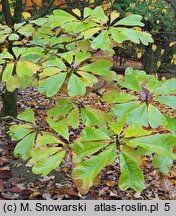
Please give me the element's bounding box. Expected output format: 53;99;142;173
0;85;175;200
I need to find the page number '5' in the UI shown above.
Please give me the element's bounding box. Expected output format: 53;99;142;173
164;203;170;211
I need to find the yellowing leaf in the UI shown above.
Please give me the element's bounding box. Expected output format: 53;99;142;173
162;9;167;13
10;8;14;16
133;27;142;31
152;44;157;51
22;61;40;74
102;1;113;11
169;42;175;47
110;11;120;23
72;9;81;17
160;49;165;55
148;5;153;10
129;3;136;9
171;59;176;65
157;61;161;68
22;12;31;19
137;52;142;59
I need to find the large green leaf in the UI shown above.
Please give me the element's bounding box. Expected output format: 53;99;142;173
66;108;79;129
93;6;108;23
152;154;173;174
17;108;36;125
112;92;136;103
80;60;112;76
21;47;44;63
124;123;151;138
79;127;111;142
114;15;144;27
110;28;129;43
154;96;176;109
81;27;101;39
108;116;126;135
8;33;20;41
72;144;116;194
9;125;33;141
38;73;66;97
111;101;140;120
101;89;120;104
148;104;166;128
118;152;144;192
127;103;149;126
32;151;66;176
16;61;33;77
119;28;153;45
40;67;62;78
154;79;176;95
91;30;110;50
86;107;111;128
118;74;141;92
14;132;36;160
84;6;108;24
2;63;14;82
68;74;86;96
75;52;91;63
128;134;176;160
50;10;77;28
81;107;99;126
0;34;8;43
17;75;35;89
121;145;142;165
0;51;13;60
6;75;21;92
45;56;66;69
48;104;72;120
17;24;34;37
36;132;63;146
62;21;96;34
73;141;108;163
166;117;176;136
13;47;26;58
28;147;60;164
60;51;73;65
80;72;98;87
146;77;161;92
47;118;69;140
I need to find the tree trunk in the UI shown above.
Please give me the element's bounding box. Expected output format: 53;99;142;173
2;90;17;118
1;0;22;117
1;0;14;26
14;0;23;23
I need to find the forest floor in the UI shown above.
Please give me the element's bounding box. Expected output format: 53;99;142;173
0;84;176;200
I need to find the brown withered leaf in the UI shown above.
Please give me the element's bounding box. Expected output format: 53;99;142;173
0;170;11;178
10;184;26;193
0;179;4;192
54;186;78;197
105;179;115;187
72;178;89;195
29;191;42;200
159;175;176;194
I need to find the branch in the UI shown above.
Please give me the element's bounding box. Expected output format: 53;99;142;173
1;0;14;26
0;116;22;123
0;115;37;128
31;0;56;20
14;0;23;23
